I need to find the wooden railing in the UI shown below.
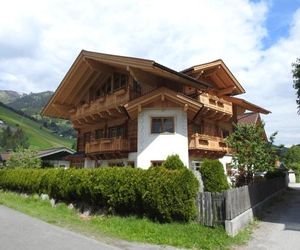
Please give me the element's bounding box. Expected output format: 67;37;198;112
85;137;130;154
72;88;130;119
198;93;232;115
189;133;229;152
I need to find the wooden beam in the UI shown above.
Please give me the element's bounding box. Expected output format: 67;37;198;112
61;65;92;103
72;71;103;105
52;103;74;114
183;104;189;112
216;86;236;96
84;58;114;74
127;66;157;87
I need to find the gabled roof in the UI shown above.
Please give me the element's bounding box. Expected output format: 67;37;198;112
42;50;211;119
181;59;245;95
237;112;260;124
37;147;75;158
237;112;268;140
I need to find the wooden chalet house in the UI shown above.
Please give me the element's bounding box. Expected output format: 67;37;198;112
42;50;270;168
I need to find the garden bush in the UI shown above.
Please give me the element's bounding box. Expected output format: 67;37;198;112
0;167;198;222
199;159;229;192
162;154;185;170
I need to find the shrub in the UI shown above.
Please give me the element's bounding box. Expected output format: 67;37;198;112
6;147;41;169
162;154;185;170
0;167;198;222
199;159;229;192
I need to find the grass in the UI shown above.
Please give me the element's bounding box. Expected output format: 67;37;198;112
0;190;252;250
0;105;73;149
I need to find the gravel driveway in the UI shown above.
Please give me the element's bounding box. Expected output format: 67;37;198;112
237;183;300;250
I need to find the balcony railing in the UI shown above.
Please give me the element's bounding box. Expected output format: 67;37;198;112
198;93;232;115
85;137;130;154
72;88;130;120
189;133;230;152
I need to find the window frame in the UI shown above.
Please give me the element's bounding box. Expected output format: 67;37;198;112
151;117;175;134
95;129;104;140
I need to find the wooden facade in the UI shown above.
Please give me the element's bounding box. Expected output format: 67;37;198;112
42;51;270;167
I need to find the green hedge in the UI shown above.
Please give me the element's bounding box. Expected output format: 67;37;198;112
199;159;229;192
0;167;198;222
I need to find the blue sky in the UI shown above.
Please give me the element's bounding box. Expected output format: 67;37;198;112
263;0;300;48
0;0;300;146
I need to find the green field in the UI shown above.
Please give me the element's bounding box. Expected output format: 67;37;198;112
0;105;73;149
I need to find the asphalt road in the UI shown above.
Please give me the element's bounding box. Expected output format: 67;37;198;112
0;206;176;250
238;183;300;250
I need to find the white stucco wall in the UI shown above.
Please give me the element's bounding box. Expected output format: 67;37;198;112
219;155;233;172
137;108;189;169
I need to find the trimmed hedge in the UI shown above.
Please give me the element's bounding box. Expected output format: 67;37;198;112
199;159;229;192
0;167;198;222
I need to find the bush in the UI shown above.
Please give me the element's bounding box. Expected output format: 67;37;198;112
162;154;185;170
0;167;198;222
6;147;41;169
199;159;229;192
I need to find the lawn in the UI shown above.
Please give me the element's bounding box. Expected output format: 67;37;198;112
0;190;252;250
0;105;73;149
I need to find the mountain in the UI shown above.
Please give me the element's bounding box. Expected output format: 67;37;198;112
0;90;76;139
0;90;23;104
8;91;53;116
0;102;73;149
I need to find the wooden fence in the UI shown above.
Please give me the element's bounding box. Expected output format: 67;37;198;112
197;176;287;226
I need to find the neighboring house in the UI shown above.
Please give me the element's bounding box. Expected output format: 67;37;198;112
237;112;268;140
37;147;75;168
42;50;270;169
0;152;11;166
0;147;74;168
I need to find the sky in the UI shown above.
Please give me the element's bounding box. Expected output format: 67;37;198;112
0;0;300;146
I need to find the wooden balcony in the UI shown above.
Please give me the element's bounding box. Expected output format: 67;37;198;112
71;88;129;123
189;133;230;152
198;93;233;120
85;137;130;154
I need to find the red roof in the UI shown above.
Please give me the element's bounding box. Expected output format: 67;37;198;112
237;112;259;125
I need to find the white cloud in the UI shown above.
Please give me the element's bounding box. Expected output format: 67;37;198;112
0;0;299;145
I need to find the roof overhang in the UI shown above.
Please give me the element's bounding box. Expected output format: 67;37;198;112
124;87;203;119
42;50;211;119
182;59;245;96
224;96;271;114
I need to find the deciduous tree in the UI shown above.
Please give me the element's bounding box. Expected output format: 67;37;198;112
226;123;277;175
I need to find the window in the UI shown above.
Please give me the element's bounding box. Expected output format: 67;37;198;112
108;162;125;167
151;117;174;134
83;132;91;147
191;123;203;134
113;73;128;90
221;129;230;138
108;125;125;138
95;129;104;139
151;160;164;167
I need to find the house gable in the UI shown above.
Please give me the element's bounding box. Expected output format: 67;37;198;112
182;59;245;96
